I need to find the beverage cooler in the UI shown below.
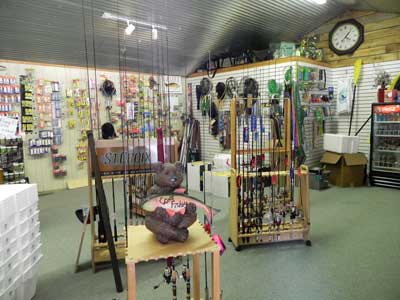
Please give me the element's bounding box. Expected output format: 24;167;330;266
370;103;400;189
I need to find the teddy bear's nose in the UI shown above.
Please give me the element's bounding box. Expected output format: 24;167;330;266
170;177;177;182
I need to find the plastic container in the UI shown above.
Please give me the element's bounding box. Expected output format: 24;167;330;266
0;239;18;263
0;253;18;284
0;276;21;300
0;262;20;295
0;194;17;234
18;211;39;236
18;203;38;222
16;274;38;300
0;226;17;251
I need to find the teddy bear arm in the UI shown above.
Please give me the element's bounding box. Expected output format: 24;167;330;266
177;213;197;229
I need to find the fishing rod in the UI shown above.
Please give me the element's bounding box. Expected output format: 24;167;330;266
182;256;191;300
200;76;210;300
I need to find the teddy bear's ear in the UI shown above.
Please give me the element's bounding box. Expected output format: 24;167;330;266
152;162;164;172
175;162;184;173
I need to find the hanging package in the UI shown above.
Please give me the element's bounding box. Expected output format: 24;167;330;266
225;77;238;99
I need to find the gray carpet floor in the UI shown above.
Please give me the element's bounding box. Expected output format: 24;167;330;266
34;183;400;300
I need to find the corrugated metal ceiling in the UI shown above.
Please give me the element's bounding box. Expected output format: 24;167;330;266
0;0;399;75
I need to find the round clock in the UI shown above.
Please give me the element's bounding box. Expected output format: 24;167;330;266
329;19;364;55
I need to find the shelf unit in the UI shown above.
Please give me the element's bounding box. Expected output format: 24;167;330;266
0;137;27;184
228;98;310;251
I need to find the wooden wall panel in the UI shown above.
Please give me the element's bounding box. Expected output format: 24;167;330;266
308;11;400;68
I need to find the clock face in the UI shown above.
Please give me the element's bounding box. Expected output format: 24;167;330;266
329;19;364;55
332;24;360;51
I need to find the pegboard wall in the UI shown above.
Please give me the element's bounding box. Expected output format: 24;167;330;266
0;60;185;192
332;60;400;158
187;58;337;167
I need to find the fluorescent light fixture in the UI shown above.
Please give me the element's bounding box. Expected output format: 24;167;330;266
152;27;158;40
102;12;167;30
308;0;327;4
125;21;135;35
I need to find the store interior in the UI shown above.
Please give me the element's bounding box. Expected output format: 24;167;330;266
1;1;400;300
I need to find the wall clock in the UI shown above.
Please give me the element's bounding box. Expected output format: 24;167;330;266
329;19;364;55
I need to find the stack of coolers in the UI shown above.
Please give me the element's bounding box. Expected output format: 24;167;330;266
0;184;41;300
320;134;367;187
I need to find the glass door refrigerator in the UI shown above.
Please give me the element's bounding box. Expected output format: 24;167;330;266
370;103;400;189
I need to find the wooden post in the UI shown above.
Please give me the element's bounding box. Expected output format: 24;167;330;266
87;131;123;292
127;263;136;300
284;98;292;192
192;254;201;300
88;152;96;273
212;251;221;300
229;99;239;247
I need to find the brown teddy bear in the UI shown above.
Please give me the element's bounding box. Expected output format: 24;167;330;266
144;162;197;244
148;162;184;195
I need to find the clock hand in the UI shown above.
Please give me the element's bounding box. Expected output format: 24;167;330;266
341;30;351;42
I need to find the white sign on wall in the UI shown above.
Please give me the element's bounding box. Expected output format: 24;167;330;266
0;116;19;138
163;75;182;94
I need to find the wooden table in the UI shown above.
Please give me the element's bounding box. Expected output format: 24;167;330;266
126;221;221;300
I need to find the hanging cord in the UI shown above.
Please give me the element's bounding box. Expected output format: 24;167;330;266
89;0;100;138
114;0;130;237
207;51;217;79
80;0;92;124
165;30;173;163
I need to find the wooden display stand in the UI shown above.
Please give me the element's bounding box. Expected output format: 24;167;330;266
229;99;311;250
75;138;180;273
126;221;221;300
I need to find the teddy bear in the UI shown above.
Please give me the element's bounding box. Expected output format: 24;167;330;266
144;162;197;244
148;162;184;195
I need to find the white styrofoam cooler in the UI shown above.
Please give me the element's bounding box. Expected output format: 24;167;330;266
204;171;212;193
323;134;360;154
187;162;212;192
211;171;230;198
213;154;231;171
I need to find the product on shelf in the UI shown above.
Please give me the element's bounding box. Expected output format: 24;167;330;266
370;103;400;188
0;136;27;184
28;130;53;155
20;72;35;133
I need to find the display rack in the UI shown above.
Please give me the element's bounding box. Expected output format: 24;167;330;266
0;136;27;184
228;97;310;250
76;138;160;273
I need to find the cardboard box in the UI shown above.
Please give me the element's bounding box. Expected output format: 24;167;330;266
323;134;360;154
320;152;367;187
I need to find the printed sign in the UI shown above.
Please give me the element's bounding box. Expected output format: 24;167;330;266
95;139;158;175
0;116;19;138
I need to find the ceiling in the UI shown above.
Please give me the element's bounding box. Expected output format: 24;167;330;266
0;0;399;75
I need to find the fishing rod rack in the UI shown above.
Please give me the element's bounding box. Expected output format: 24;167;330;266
229;97;311;251
74;136;162;273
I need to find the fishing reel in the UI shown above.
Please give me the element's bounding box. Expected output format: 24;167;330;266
153;266;173;289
